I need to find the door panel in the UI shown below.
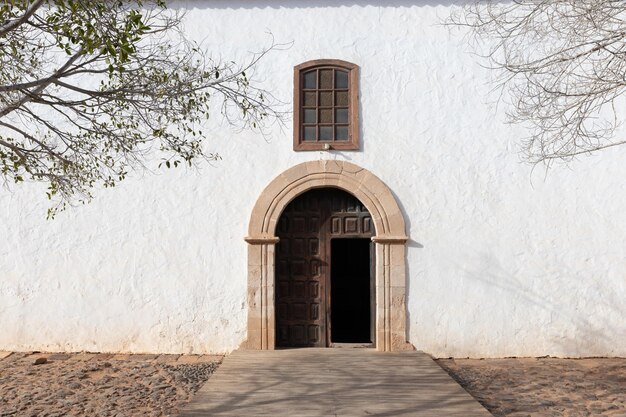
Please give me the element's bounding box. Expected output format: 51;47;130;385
276;191;326;347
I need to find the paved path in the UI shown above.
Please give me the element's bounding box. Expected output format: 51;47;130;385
180;349;492;416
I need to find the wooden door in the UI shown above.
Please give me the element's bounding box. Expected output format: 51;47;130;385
276;190;326;347
276;188;374;348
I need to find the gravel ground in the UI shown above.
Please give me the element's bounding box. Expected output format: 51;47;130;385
437;357;626;417
0;352;221;417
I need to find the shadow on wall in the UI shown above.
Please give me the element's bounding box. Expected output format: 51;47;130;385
457;251;624;356
177;0;461;10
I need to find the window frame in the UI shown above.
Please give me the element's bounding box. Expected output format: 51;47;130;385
293;59;360;151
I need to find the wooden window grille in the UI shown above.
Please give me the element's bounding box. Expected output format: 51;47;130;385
294;60;359;151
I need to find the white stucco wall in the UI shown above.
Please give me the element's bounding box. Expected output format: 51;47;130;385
1;0;625;357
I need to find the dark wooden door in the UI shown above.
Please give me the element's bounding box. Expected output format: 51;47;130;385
276;188;374;348
276;189;326;347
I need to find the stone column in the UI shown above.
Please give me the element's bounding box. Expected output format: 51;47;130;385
243;236;279;350
372;236;410;352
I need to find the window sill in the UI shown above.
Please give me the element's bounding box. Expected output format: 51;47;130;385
293;141;360;151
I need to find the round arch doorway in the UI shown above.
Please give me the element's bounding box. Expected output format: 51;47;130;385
276;187;375;348
244;160;412;352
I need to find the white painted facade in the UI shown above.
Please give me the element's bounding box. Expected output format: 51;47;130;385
1;1;625;357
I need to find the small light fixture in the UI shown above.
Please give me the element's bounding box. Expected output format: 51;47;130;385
323;143;330;151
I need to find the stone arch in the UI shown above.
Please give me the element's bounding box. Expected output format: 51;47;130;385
244;160;411;351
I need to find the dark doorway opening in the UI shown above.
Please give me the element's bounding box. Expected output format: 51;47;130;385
330;238;372;343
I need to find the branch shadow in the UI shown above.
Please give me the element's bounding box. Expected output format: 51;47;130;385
180;350;490;416
453;249;624;356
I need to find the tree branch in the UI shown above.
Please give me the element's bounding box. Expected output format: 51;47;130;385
0;49;84;118
0;0;46;37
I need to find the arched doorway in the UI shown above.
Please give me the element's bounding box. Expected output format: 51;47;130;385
276;188;375;348
244;160;411;352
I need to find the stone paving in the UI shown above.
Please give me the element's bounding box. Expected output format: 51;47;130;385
180;348;492;416
437;357;626;417
0;351;222;417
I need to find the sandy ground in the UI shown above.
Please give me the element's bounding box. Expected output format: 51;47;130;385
0;351;221;417
1;351;624;416
437;357;626;417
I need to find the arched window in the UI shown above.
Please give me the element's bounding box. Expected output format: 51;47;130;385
293;60;359;151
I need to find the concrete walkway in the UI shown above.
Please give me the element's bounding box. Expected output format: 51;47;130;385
180;349;492;416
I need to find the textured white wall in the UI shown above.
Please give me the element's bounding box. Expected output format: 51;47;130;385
1;0;625;357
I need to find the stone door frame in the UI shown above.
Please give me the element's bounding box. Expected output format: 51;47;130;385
243;160;411;351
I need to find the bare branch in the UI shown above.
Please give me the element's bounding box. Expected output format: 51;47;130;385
449;1;626;164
